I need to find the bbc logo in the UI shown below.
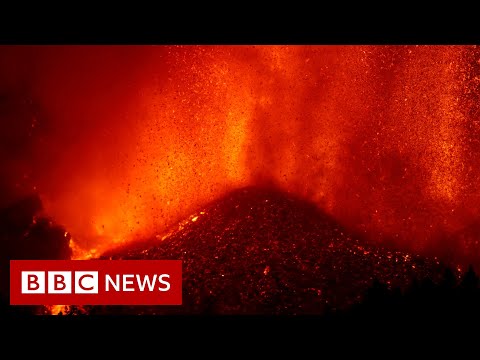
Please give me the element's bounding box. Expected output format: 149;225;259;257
11;260;182;305
21;271;99;294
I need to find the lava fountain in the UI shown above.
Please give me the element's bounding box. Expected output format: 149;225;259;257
1;45;479;264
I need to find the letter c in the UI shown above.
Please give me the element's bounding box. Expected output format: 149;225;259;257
79;274;94;291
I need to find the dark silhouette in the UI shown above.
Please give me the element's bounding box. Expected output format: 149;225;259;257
0;194;71;315
343;265;480;321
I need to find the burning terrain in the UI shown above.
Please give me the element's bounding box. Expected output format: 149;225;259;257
93;186;449;315
1;45;480;315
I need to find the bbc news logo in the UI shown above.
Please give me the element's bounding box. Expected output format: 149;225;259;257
22;271;100;294
10;260;182;305
21;271;171;294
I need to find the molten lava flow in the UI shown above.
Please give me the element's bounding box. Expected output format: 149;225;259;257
4;45;479;265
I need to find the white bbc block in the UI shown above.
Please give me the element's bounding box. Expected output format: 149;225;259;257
21;271;45;294
74;271;99;294
48;271;72;294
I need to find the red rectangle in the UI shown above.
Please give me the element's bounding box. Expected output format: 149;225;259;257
10;260;182;305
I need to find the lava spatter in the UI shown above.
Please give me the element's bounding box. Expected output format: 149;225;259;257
1;46;476;264
89;187;448;315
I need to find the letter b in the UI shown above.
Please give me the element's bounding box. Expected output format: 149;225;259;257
48;271;72;294
21;272;45;294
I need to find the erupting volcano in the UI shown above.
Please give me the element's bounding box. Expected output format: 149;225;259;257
1;45;480;314
92;186;448;315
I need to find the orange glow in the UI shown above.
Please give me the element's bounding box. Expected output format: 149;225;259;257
69;238;98;260
48;305;70;315
14;45;479;265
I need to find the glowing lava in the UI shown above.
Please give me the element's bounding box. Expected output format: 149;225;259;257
3;45;479;265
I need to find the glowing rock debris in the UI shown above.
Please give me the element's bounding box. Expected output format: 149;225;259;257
3;45;479;265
